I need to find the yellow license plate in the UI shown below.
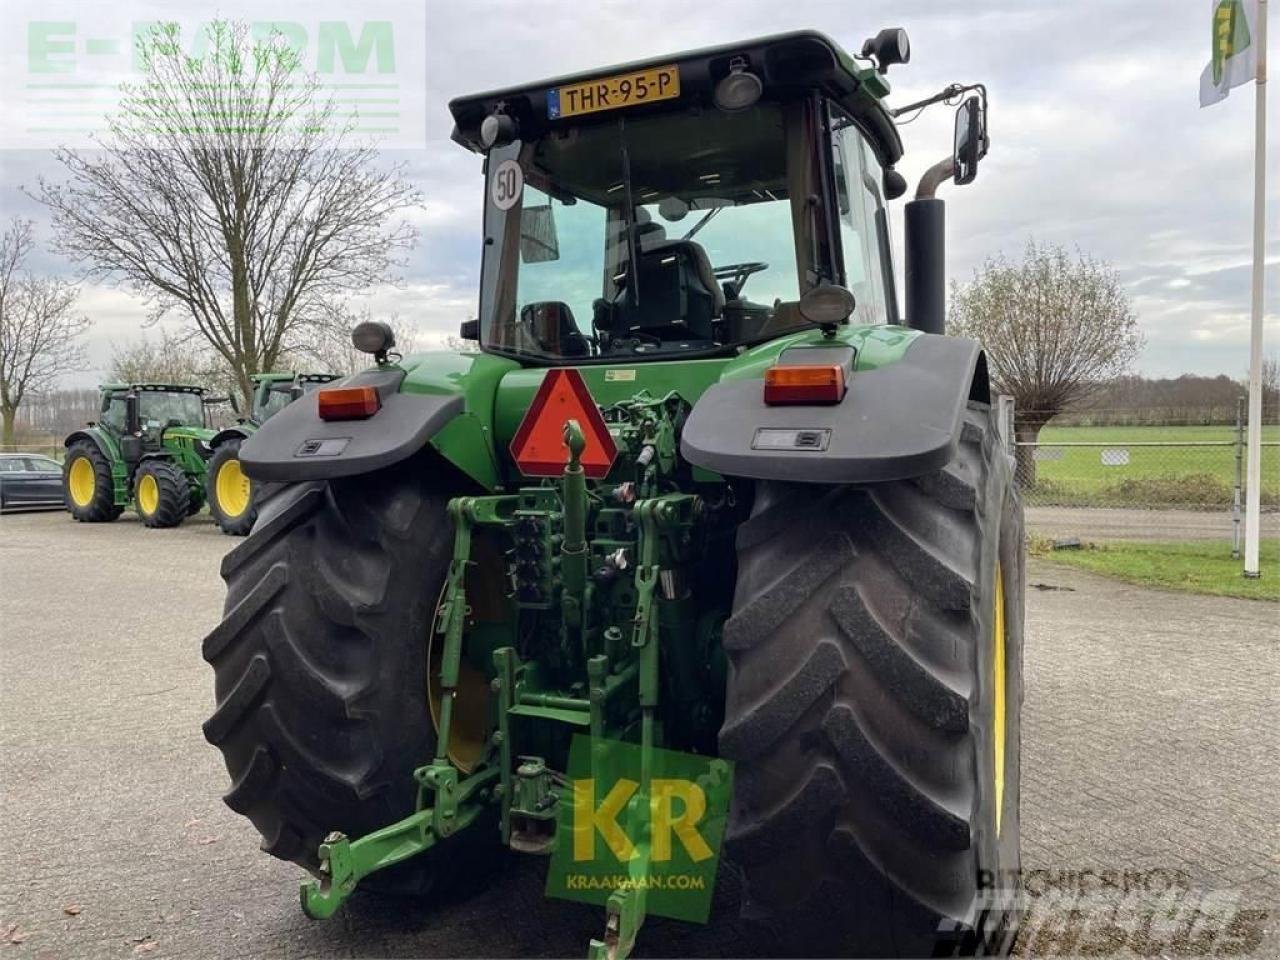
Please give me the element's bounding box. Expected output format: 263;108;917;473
549;65;680;119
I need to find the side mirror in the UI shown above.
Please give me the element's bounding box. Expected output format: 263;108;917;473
953;96;987;186
459;318;480;341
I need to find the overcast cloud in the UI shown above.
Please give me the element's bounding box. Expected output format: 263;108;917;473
0;0;1275;386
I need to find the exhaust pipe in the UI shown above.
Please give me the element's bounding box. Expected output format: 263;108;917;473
904;157;953;336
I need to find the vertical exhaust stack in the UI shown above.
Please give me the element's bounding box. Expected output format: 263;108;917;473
904;157;953;336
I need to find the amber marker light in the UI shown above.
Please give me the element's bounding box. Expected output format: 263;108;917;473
762;364;847;405
317;386;381;421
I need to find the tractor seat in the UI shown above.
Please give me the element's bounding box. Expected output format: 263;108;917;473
615;227;724;342
520;301;591;357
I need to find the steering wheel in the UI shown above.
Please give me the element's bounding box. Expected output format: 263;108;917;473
713;261;769;298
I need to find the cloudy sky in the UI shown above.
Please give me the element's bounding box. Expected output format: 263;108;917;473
0;0;1275;387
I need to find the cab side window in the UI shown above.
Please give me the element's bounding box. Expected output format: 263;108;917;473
828;109;892;325
101;396;128;432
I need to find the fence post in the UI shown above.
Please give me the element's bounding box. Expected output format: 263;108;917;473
1232;395;1245;560
997;395;1014;450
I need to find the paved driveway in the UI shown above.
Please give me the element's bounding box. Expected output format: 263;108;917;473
1;512;1276;958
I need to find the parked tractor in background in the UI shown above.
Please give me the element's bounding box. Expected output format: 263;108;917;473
204;29;1022;959
63;384;218;528
206;372;339;535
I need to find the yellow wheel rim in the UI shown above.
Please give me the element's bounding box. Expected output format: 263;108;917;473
67;457;96;507
215;458;252;518
137;474;159;516
993;561;1007;835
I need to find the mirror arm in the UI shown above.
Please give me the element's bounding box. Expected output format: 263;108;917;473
890;83;965;118
915;157;955;199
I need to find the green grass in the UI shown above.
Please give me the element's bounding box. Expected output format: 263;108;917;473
1030;537;1280;601
1023;424;1280;508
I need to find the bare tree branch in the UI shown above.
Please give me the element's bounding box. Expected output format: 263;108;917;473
108;329;238;398
0;218;90;445
949;239;1143;482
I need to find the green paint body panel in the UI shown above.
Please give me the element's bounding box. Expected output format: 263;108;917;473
399;350;521;490
162;426;218;489
399;325;920;489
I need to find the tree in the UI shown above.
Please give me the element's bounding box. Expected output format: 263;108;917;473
35;20;420;405
1260;353;1279;422
0;218;89;446
281;302;420;376
949;240;1143;483
108;330;237;396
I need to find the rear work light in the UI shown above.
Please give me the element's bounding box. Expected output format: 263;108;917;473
317;385;381;421
763;364;847;405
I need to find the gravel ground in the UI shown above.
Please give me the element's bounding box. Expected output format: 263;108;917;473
1;510;1276;959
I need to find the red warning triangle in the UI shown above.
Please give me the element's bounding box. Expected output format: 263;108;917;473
510;368;619;479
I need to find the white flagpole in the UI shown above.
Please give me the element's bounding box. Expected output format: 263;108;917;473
1244;0;1268;578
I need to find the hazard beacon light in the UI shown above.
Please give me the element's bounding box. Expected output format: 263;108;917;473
510;368;618;479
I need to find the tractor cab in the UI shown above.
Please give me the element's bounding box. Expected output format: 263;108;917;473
449;32;921;364
246;372;340;425
97;383;213;456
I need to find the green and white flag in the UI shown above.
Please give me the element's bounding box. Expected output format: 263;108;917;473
1200;0;1260;106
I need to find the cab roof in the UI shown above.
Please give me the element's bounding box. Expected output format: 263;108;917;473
448;30;902;165
251;372;341;385
101;383;206;394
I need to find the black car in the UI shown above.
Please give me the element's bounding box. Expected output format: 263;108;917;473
0;453;65;512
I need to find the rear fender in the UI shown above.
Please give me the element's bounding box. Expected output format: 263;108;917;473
210;426;253;450
681;333;990;484
64;427;115;461
65;427;130;504
239;367;465;482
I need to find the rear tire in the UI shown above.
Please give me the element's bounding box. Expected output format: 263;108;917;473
135;459;190;528
207;439;257;536
720;403;1024;958
202;451;500;894
64;441;121;522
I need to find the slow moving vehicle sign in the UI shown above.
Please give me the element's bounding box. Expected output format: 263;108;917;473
510;368;619;478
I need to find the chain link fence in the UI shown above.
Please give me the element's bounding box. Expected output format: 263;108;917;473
1001;399;1279;543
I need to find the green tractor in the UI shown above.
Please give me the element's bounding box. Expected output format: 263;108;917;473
206;372;339;536
64;383;218;528
204;29;1023;959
